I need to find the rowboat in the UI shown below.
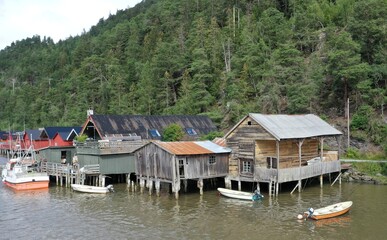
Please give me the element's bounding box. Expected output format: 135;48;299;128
217;188;263;201
303;201;353;220
71;184;114;194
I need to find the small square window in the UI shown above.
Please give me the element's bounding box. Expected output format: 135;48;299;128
149;129;161;138
186;128;197;136
209;155;216;165
242;161;252;173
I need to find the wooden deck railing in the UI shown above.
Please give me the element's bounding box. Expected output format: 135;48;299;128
254;160;341;183
75;140;147;155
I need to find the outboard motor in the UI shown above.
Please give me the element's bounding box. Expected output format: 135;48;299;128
107;184;114;192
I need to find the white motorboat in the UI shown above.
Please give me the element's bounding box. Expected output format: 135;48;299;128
71;184;114;194
217;187;263;201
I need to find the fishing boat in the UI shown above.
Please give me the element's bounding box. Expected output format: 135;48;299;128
303;201;353;220
1;140;49;191
217;188;263;201
71;184;114;194
1;152;50;190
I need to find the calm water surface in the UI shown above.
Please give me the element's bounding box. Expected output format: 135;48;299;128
1;157;386;240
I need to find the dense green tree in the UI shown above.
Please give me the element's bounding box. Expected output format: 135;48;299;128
162;123;185;141
0;0;384;154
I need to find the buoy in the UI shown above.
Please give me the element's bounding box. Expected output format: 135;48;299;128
297;214;304;220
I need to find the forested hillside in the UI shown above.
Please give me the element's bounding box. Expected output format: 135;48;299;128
0;0;385;153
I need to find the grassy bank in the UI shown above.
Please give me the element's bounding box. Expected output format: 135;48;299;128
344;148;387;184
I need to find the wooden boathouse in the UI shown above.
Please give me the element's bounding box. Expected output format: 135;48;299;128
134;141;231;199
224;113;342;196
75;111;219;187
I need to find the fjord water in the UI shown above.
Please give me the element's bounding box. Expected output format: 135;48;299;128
1;163;386;239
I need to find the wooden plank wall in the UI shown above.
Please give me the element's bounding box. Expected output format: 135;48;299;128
136;143;174;180
135;143;229;181
255;139;319;168
226;116;274;177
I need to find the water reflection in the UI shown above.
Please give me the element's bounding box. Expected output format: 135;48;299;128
0;181;386;240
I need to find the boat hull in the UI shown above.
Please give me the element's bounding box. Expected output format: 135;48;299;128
217;188;263;201
71;184;113;194
305;201;353;220
3;178;49;190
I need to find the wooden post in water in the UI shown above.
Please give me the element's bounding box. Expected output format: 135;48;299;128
225;176;231;189
148;179;153;195
155;179;160;197
197;178;203;195
139;178;145;193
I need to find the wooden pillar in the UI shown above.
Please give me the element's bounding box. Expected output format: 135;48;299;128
139;178;145;193
225;176;231;189
297;139;304;193
238;179;241;191
148;180;153;195
172;156;180;200
197;178;203;195
320;175;323;188
131;181;135;192
155;179;160;197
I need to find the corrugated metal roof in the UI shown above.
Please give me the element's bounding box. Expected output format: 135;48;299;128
195;141;231;153
212;137;226;147
154;140;231;155
249;113;342;140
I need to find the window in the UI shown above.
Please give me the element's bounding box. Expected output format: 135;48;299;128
185;128;197;136
247;121;252;125
149;129;161;138
209;155;216;165
242;161;252;173
266;157;277;169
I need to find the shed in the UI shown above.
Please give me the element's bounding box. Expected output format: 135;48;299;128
224;113;342;195
37;126;81;164
80;114;217;141
135;140;231;199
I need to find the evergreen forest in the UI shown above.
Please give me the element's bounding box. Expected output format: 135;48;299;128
0;0;386;154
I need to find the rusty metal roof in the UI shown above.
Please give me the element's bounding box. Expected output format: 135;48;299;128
212;137;226;147
154;140;231;155
249;113;342;140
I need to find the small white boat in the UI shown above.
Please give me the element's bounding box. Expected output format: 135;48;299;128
304;201;353;220
217;188;263;201
71;184;114;194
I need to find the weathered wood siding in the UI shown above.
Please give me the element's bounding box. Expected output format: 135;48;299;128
136;143;174;180
226;116;274;177
184;153;228;179
135;143;229;180
255;139;319;168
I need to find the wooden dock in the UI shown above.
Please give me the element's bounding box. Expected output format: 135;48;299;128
41;162;104;187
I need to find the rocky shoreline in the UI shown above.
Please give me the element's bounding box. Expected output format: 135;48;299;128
341;167;386;185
